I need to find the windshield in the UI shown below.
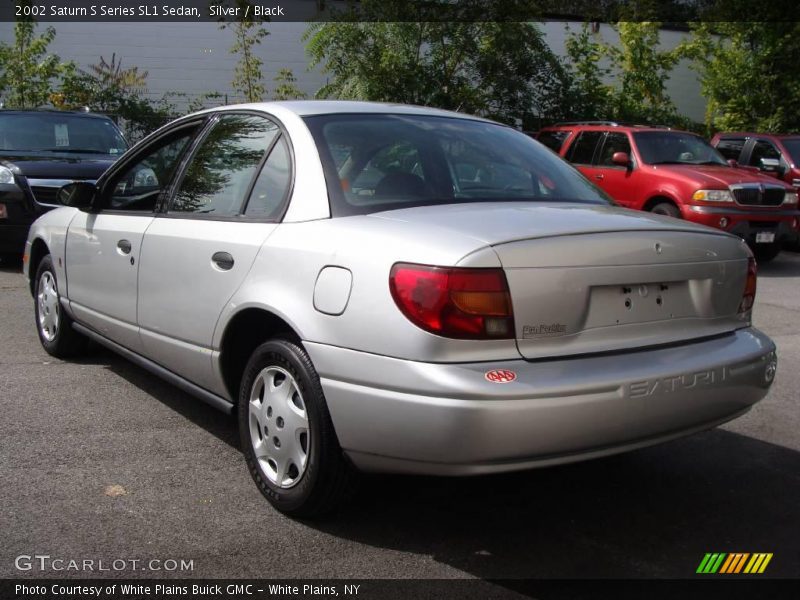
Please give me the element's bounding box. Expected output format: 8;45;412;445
782;138;800;165
304;114;610;216
0;113;128;155
633;131;727;166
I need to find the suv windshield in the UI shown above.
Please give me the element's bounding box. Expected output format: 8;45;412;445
781;138;800;165
305;114;610;216
0;112;127;155
633;131;727;166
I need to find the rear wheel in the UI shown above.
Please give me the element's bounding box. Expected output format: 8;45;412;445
752;243;781;263
239;338;356;517
34;254;86;358
650;201;681;219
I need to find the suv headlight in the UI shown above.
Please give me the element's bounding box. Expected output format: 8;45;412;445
0;165;15;185
782;191;798;205
692;189;734;202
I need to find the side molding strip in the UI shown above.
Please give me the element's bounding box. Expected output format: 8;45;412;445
72;322;234;415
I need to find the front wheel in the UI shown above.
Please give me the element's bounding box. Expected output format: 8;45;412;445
34;254;86;358
650;201;681;219
238;338;356;517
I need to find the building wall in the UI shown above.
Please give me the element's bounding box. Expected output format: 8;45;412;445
0;21;706;122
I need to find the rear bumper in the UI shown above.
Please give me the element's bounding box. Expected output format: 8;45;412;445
685;205;800;245
306;328;776;475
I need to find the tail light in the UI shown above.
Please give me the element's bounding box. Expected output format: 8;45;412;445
389;263;514;339
738;257;757;314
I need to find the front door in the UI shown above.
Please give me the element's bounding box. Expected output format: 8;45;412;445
65;125;201;351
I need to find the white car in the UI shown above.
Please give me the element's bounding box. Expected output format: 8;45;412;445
24;102;777;516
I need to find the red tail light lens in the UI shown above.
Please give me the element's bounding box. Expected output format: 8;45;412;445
738;257;757;314
389;263;514;339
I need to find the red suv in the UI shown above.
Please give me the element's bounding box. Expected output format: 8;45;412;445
538;122;799;261
710;132;800;190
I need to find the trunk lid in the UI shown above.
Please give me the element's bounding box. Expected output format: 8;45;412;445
375;202;750;359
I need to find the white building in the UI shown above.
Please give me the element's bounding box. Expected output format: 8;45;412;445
0;21;706;123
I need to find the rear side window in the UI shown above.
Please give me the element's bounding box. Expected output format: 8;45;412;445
715;137;746;160
170;114;279;217
597;132;632;166
566;131;604;165
244;136;291;219
537;130;571;153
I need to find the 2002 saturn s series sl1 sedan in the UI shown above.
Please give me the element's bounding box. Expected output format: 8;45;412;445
23;102;777;516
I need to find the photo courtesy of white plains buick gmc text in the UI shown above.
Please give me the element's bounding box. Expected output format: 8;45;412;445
23;101;778;516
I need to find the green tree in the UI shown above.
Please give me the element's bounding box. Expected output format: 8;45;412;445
562;23;612;120
683;22;800;133
0;18;64;108
304;2;567;128
220;1;269;102
272;69;306;101
605;22;684;124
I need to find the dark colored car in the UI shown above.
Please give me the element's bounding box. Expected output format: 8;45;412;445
0;110;127;258
538;122;799;262
710;132;800;190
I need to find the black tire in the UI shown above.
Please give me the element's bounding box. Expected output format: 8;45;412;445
238;338;356;518
752;243;782;263
33;254;86;358
650;201;681;219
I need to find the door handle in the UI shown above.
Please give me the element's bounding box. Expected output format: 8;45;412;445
594;174;604;180
212;251;234;271
117;239;132;255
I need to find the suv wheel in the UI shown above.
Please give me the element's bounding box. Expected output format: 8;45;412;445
650;202;681;219
752;243;781;263
239;338;356;517
34;254;86;358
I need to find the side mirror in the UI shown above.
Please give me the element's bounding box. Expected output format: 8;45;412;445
727;159;739;168
759;157;781;172
57;181;97;209
612;152;630;167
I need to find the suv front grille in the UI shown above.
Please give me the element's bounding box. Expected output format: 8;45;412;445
30;186;59;204
730;184;785;207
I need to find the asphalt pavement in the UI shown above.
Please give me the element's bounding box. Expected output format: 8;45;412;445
1;252;798;583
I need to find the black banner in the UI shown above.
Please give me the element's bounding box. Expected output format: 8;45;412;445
0;0;798;23
3;579;800;600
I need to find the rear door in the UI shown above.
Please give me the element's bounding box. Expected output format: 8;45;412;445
65;122;201;351
136;112;292;390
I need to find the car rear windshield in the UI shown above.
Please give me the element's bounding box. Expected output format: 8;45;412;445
304;114;610;217
781;138;800;165
633;131;727;166
0;112;128;155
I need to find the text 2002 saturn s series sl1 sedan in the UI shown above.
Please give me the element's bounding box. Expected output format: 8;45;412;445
23;102;777;517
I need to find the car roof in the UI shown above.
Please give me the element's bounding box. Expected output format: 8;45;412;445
540;122;689;134
716;131;800;139
0;108;114;120
197;100;499;124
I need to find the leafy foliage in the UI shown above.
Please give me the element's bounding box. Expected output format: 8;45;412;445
0;19;65;109
682;22;800;133
562;22;692;128
304;2;568;128
220;1;269;102
272;69;306;101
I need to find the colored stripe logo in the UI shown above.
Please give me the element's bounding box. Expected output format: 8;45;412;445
696;553;773;574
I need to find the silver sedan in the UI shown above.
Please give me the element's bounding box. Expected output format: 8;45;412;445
23;102;777;517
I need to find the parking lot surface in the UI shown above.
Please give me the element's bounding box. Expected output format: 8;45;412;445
1;253;798;581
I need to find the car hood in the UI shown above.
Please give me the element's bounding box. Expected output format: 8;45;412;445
370;201;721;246
650;164;790;189
0;151;118;179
